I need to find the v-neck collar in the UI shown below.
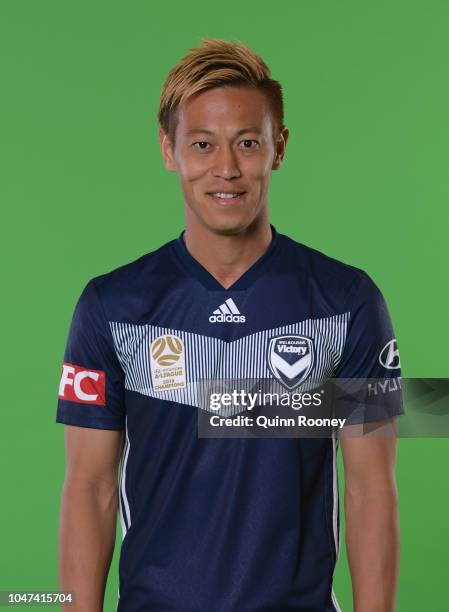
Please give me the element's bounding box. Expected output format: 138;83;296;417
171;224;282;292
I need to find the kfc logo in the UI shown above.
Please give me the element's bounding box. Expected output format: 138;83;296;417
59;362;106;405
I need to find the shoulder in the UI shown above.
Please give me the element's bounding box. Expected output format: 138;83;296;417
94;240;174;285
279;232;383;308
280;232;366;283
82;239;178;320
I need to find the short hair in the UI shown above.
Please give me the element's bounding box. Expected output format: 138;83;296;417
158;38;284;142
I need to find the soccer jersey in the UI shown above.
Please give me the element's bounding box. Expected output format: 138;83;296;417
56;225;403;612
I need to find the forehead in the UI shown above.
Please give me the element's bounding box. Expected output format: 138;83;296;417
176;86;273;134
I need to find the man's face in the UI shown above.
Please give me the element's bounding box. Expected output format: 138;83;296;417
159;86;288;235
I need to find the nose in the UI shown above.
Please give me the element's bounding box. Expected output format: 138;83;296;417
212;144;241;180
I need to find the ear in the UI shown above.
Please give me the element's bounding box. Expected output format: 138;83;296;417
158;127;177;172
272;127;289;170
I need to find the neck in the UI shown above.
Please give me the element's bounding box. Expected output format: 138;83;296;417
183;210;273;290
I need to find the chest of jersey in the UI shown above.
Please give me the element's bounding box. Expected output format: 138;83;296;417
109;281;349;408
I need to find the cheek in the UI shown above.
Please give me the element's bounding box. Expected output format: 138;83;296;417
244;155;274;182
176;153;209;182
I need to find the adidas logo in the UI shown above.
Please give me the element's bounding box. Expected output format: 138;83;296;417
209;298;246;323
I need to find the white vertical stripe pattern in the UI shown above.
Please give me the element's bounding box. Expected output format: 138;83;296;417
109;313;350;408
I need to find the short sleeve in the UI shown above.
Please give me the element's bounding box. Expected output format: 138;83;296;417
56;279;126;431
333;272;404;425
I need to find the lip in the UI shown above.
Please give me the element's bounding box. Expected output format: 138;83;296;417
206;191;247;206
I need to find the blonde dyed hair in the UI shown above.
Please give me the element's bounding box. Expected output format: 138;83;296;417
158;38;284;141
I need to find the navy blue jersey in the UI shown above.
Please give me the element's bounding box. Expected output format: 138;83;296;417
56;225;403;612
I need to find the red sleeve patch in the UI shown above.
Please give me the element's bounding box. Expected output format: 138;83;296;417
58;362;106;405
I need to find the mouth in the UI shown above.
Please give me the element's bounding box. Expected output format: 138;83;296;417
206;191;246;205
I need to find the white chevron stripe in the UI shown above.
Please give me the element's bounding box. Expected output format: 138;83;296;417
109;313;350;410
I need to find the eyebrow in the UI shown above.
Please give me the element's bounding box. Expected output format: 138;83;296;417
185;128;262;137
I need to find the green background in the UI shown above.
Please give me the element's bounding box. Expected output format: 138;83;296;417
1;0;448;609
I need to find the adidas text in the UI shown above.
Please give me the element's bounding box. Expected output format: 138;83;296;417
209;313;246;323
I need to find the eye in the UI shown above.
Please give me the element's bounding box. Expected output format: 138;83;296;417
239;139;259;149
192;141;211;151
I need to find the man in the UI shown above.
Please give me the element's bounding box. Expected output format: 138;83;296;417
56;38;403;612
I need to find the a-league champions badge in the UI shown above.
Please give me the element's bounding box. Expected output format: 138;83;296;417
150;334;187;391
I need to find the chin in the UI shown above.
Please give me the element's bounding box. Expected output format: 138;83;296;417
204;212;257;236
